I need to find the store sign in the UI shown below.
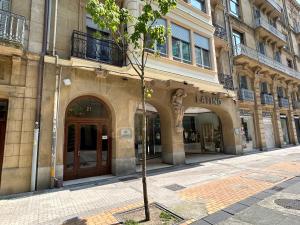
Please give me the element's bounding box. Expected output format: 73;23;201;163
196;94;222;105
240;110;252;117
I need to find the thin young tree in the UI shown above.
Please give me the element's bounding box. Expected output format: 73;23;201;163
86;0;177;221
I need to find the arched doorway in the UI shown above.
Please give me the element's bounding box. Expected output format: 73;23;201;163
64;96;112;180
183;107;223;154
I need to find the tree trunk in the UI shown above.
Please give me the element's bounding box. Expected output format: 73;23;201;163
141;76;150;221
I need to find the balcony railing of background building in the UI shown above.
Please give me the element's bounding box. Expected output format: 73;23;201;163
261;93;274;105
239;88;254;101
278;97;289;108
254;17;286;42
71;30;126;67
233;44;300;79
266;0;282;13
293;101;300;109
213;23;227;41
218;73;234;90
0;9;25;46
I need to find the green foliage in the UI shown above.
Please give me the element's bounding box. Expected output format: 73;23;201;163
124;219;140;225
86;0;177;53
159;211;174;224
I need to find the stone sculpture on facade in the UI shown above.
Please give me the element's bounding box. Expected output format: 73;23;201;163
171;88;187;133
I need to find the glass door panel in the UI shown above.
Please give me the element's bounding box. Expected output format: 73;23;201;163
101;125;108;166
79;124;98;169
66;124;76;171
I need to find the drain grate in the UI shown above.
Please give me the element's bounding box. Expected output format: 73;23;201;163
165;184;185;191
119;176;139;182
274;199;300;210
270;186;284;192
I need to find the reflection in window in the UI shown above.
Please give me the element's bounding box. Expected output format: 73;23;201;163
102;125;109;166
66;124;75;169
230;0;240;18
79;124;97;168
67;97;108;118
171;23;191;64
194;33;211;69
146;19;168;56
190;0;206;12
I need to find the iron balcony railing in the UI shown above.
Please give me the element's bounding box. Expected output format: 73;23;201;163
261;93;273;105
71;30;126;67
0;9;25;46
218;73;234;90
213;23;227;41
293;101;300;109
255;18;286;42
266;0;282;13
233;44;300;79
278;97;289;108
239;88;255;102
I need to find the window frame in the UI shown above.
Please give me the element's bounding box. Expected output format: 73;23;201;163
230;0;240;18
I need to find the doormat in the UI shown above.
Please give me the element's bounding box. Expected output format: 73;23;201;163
114;202;185;225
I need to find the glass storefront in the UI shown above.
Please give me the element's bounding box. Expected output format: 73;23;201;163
183;108;223;153
135;104;161;163
280;114;290;145
294;116;300;143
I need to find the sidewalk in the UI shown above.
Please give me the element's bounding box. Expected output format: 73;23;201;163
0;147;300;225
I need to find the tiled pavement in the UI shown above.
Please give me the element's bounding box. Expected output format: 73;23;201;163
1;147;300;225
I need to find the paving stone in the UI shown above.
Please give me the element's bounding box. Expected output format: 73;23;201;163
238;197;261;207
234;205;287;225
191;219;212;225
282;182;300;194
216;217;253;225
222;203;249;215
202;211;232;224
276;214;300;225
251;191;273;200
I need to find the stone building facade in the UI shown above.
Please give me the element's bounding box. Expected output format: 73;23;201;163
0;0;298;195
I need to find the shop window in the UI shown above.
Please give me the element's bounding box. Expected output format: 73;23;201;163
287;59;293;69
190;0;206;12
230;0;240;18
145;18;168;56
194;33;211;69
261;82;268;94
239;75;248;89
171;23;191;64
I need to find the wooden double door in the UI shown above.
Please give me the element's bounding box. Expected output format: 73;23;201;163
64;119;111;180
0;100;8;185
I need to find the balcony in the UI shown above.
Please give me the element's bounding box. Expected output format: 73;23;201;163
239;89;255;102
254;18;286;46
278;97;289;108
71;30;125;67
0;9;25;46
213;23;227;48
261;93;273;105
233;44;300;79
252;0;282;17
218;73;234;90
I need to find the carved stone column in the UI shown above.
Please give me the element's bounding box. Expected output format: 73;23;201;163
287;82;298;145
271;75;284;147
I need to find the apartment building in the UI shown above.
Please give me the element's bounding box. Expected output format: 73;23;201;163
4;0;299;195
214;0;300;151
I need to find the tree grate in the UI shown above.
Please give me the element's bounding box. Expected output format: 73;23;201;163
164;184;186;191
274;199;300;210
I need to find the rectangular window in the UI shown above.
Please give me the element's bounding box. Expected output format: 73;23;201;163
258;42;265;55
171;23;191;64
232;30;244;47
194;33;211;69
274;51;281;62
261;82;268;94
287;59;293;68
277;87;284;98
240;75;248;89
0;0;10;11
230;0;240;18
190;0;206;12
145;18;167;56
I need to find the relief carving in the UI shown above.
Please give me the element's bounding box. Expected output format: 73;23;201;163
171;89;187;133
